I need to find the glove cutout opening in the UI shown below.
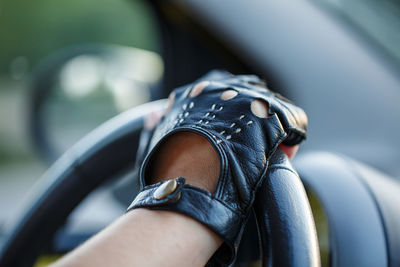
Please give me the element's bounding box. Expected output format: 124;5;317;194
144;131;221;194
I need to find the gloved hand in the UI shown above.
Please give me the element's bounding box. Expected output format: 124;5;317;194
127;70;308;265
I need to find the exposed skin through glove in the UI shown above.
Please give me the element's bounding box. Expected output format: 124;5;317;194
150;131;221;193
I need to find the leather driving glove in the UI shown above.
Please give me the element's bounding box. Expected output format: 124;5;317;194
127;70;308;265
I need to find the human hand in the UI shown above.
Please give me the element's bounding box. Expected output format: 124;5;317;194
128;70;307;265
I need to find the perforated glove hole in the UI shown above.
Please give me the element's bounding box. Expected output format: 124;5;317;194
220;89;238;100
251;99;270;118
190;81;210;98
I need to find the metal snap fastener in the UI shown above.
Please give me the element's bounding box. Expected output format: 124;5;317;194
154;179;178;200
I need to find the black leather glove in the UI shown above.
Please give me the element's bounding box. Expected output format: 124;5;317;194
127;70;307;265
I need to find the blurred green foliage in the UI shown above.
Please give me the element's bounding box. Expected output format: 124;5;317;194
0;0;158;76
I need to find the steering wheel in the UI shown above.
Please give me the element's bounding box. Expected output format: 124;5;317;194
0;100;319;267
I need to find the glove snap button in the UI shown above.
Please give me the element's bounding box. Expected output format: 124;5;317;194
153;178;178;200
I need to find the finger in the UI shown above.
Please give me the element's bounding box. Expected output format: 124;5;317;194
279;144;299;159
144;111;163;130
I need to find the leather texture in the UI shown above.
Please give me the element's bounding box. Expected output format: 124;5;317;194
127;70;308;265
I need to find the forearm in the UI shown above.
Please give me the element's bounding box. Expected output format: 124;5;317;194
53;208;221;267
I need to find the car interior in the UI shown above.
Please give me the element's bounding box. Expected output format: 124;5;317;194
0;1;399;266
